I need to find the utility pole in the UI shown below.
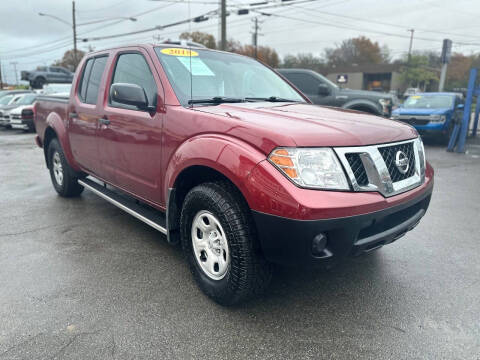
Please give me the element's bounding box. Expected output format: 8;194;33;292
407;29;414;63
0;57;3;89
252;17;259;59
439;39;452;92
72;0;78;66
220;0;226;50
10;62;18;85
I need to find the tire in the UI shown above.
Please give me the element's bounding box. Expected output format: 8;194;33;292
34;77;46;89
47;138;84;197
180;181;273;306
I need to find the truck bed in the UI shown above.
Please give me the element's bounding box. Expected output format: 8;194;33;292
34;95;69;145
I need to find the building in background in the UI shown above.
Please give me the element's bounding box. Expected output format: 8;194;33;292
326;63;403;94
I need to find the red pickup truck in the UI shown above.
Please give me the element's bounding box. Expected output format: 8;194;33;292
34;44;434;305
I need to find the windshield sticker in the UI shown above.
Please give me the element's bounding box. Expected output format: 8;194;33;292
177;57;215;76
160;48;198;57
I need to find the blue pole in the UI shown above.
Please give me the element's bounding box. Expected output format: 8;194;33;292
457;68;477;153
472;91;480;137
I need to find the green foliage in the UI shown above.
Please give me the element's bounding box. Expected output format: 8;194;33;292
280;53;327;74
399;55;438;89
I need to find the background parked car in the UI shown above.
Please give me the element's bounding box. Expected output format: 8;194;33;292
40;83;72;95
0;93;29;128
21;65;73;89
8;93;38;132
391;92;464;143
403;87;421;99
0;89;32;100
277;68;396;117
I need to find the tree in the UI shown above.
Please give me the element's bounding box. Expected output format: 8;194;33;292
280;53;327;74
179;31;217;49
53;49;86;71
446;53;474;90
325;36;390;67
399;54;439;90
234;45;280;68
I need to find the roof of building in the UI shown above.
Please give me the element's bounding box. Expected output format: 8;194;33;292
326;63;403;75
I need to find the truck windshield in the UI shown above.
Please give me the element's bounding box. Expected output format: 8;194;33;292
155;47;305;106
16;94;37;105
403;95;455;109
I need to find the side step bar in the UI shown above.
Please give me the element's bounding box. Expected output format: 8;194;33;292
78;178;167;234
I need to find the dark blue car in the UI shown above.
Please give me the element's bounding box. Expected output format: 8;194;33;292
391;92;464;142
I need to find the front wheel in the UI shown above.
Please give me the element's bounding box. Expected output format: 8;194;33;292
180;182;273;306
47;138;84;197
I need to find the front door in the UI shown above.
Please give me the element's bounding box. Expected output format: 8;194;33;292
98;50;164;204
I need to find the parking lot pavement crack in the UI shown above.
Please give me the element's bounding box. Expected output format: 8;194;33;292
0;332;45;358
52;330;102;360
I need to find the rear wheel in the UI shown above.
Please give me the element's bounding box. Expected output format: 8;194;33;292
47;138;84;197
180;181;273;306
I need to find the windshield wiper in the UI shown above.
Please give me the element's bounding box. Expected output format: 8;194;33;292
188;96;245;105
244;96;302;102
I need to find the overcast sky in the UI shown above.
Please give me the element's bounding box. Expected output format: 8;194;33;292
0;0;479;84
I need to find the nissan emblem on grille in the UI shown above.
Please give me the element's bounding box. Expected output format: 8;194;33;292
395;151;409;174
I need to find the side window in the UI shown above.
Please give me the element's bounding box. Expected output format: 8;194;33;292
78;58;94;102
286;73;319;95
85;57;108;105
110;53;157;109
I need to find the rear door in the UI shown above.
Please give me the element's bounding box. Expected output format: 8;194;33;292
98;48;164;204
68;55;108;175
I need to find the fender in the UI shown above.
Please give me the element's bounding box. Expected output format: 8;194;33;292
165;134;268;208
44;112;81;172
342;99;381;115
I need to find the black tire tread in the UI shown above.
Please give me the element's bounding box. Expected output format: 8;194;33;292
180;181;273;305
48;138;84;197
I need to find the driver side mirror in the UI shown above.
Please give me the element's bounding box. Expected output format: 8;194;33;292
110;83;149;110
318;84;330;96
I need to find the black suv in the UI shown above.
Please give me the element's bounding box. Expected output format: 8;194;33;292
277;68;395;117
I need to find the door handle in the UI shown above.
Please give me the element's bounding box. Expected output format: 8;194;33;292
69;112;78;119
98;117;110;125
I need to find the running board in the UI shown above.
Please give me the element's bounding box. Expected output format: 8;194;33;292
78;178;167;234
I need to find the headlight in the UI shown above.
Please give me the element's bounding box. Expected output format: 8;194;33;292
379;98;391;106
268;148;350;190
416;137;426;178
429;115;446;123
391;114;400;120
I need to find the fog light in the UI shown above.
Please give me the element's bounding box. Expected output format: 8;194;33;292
312;233;328;255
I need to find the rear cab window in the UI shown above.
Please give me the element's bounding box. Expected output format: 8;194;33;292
77;56;108;105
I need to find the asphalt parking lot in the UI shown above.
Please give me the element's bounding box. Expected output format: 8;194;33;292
0;129;479;359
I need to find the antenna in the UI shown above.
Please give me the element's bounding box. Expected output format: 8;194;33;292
189;45;193;108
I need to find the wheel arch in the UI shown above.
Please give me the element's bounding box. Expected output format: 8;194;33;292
42;112;80;172
343;99;382;115
164;135;266;244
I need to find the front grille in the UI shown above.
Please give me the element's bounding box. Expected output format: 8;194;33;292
11;115;21;120
378;142;416;182
345;153;369;186
400;118;429;126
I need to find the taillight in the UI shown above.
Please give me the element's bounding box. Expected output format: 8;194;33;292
21;108;34;120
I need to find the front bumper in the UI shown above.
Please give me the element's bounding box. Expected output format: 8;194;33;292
252;182;432;267
10;118;32;130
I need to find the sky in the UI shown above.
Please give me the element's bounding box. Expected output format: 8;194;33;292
0;0;479;84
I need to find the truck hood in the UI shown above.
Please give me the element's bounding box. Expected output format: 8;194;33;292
196;102;417;151
392;107;451;116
